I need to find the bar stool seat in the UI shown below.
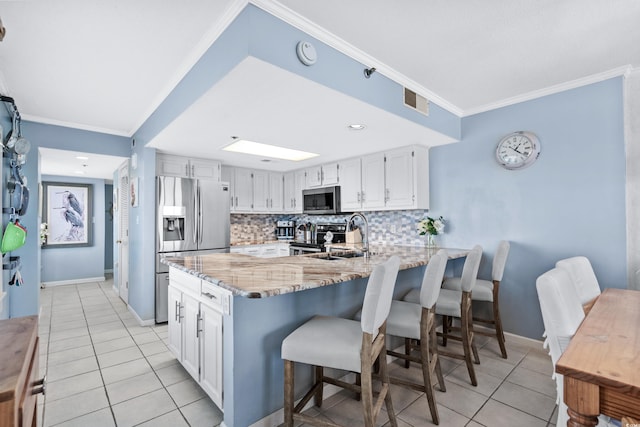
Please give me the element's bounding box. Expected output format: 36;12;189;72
282;315;364;373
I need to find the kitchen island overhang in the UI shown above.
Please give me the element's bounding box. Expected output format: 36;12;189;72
162;246;469;427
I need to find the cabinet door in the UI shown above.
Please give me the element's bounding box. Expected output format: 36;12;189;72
293;170;306;212
268;172;283;212
199;304;223;408
234;168;254;212
322;163;339;186
385;148;415;208
361;153;385;209
306;166;322;187
190;159;220;181
157;154;189;177
261;245;278;258
167;285;183;359
252;170;269;212
338;158;362;210
283;172;296;212
182;293;200;380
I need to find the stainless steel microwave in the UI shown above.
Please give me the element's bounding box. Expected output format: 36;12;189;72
302;186;341;215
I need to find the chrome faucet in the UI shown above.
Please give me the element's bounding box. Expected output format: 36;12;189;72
346;212;369;258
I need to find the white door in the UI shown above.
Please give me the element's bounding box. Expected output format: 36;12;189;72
117;161;130;303
361;153;386;209
199;303;223;408
182;293;201;380
385;147;415;208
167;285;183;358
338;158;362;211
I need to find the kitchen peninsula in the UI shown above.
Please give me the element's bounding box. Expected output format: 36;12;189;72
163;245;469;427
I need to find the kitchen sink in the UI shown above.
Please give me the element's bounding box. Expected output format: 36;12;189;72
321;251;374;261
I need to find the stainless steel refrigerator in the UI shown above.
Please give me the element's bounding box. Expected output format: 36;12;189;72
155;176;230;323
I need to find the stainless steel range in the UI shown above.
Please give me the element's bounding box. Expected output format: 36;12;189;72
289;223;346;255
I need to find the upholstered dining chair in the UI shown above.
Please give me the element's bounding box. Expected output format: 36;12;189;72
555;256;602;314
281;256;401;427
404;245;483;386
441;240;510;358
536;267;585;427
385;249;448;425
537;267;616;427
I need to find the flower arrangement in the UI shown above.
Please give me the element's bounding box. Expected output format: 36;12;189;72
417;216;445;236
40;223;49;245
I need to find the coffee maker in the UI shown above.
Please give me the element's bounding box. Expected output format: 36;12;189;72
275;220;295;240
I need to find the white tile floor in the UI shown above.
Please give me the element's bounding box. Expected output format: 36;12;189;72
38;277;559;427
38;277;223;427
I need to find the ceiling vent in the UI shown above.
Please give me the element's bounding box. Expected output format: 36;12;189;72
404;88;429;116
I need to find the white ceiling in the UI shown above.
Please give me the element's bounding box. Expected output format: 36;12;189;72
1;0;639;175
39;148;126;181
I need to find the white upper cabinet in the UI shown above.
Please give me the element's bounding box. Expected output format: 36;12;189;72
224;166;255;213
283;170;306;213
254;171;283;213
223;145;428;214
157;153;220;181
306;162;339;188
338;157;362;211
338;146;429;212
385;146;429;210
361;153;386;210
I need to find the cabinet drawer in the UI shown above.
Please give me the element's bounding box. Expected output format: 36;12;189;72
170;268;202;297
201;281;231;315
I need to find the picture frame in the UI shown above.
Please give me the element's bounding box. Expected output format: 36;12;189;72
42;182;92;248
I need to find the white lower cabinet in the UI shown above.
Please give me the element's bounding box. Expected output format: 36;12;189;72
168;268;230;410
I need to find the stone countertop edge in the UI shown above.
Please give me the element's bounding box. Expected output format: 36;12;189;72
162;246;470;299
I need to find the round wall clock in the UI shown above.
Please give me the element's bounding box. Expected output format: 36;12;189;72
495;131;541;170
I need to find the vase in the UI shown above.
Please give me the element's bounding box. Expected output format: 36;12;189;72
425;234;437;248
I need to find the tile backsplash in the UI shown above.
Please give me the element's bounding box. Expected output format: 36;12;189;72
231;210;432;246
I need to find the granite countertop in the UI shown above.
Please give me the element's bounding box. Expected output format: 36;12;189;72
163;245;469;298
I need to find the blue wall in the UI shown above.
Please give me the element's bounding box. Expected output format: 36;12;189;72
6;121;128;317
431;77;626;339
40;175;106;283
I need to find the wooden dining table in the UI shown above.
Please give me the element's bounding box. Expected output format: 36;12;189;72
556;288;640;426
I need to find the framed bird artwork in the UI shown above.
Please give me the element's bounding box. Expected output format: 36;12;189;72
42;182;92;248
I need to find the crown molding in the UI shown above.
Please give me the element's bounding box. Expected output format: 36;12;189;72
463;65;633;117
250;0;464;118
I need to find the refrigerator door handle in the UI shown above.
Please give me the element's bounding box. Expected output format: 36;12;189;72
192;179;198;244
198;181;204;245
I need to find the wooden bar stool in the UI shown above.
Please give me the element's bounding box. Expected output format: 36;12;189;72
404;245;483;386
442;240;510;358
281;256;401;427
385;249;448;425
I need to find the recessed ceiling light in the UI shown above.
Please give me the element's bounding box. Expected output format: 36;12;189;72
76;156;89;160
223;139;318;161
348;124;366;130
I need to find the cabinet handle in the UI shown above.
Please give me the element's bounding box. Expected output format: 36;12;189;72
235;196;238;206
196;313;202;338
357;192;361;203
361;191;365;202
32;376;46;396
186;164;189;176
317;170;321;182
202;292;218;300
175;301;179;322
191;165;195;176
385;188;390;203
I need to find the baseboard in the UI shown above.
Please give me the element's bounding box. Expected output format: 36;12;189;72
104;269;113;274
127;304;156;327
41;276;106;288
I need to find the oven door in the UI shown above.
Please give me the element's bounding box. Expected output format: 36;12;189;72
289;245;322;256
